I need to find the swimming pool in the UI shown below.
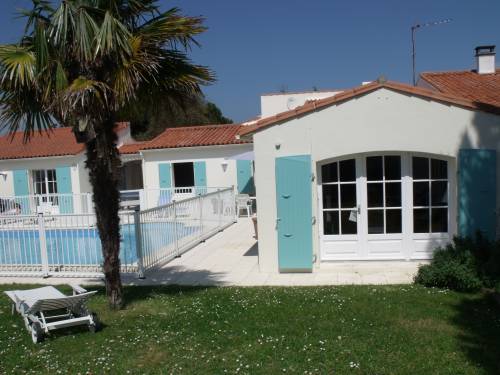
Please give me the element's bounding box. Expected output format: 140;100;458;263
0;222;197;267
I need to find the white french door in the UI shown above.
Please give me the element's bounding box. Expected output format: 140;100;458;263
319;153;453;261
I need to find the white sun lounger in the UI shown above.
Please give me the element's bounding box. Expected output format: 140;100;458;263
4;285;99;343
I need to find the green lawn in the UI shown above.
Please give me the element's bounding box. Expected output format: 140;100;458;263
0;284;499;374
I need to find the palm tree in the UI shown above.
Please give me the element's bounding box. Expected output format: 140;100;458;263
0;0;214;309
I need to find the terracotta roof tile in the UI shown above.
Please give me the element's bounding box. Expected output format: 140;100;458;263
240;80;500;136
0;127;85;160
142;124;251;151
118;142;149;154
420;69;500;108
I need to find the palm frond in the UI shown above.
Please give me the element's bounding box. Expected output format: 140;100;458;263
0;45;36;87
94;10;132;59
138;8;206;49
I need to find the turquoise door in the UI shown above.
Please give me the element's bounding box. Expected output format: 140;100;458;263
13;169;30;213
275;155;313;272
237;160;255;195
56;166;73;213
194;161;207;194
458;149;497;239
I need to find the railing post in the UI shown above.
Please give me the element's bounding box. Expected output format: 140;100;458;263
37;213;50;278
217;189;222;229
133;208;145;279
199;194;204;241
173;200;180;257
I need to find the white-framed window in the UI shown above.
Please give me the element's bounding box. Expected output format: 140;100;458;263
321;159;357;235
32;169;58;203
366;155;402;234
412;156;448;233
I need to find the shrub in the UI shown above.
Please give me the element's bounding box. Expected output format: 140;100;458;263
414;233;500;292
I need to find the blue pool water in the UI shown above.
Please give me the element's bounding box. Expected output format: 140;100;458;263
0;222;196;266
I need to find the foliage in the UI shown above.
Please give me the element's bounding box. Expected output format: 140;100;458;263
1;284;499;374
119;97;232;140
415;234;500;291
0;0;214;308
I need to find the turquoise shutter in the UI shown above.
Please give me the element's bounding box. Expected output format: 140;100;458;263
458;149;497;240
237;160;255;195
275;155;313;272
158;163;172;205
158;163;172;188
56;166;73;213
13;169;30;213
194;161;207;194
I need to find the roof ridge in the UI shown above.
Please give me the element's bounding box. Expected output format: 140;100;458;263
166;124;241;131
240;79;500;136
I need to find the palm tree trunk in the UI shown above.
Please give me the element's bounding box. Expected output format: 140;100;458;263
85;120;123;309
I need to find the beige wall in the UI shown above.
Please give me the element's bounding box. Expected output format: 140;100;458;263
254;87;500;272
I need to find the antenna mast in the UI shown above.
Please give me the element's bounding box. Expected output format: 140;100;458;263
411;18;452;85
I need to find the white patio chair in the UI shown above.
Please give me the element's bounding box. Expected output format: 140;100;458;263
4;285;99;343
236;194;252;217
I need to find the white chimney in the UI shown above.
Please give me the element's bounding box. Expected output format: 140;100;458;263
475;45;496;74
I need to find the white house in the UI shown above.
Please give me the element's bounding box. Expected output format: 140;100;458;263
241;78;500;273
0;123;254;214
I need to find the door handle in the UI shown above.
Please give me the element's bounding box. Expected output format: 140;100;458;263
284;234;292;238
281;194;291;199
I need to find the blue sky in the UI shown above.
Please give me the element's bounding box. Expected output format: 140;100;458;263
1;0;499;122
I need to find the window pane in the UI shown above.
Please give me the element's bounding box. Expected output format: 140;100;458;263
322;185;338;209
386;209;402;233
367;156;383;181
413;208;429;233
323;211;339;235
413;181;429;206
321;162;338;183
341;210;357;235
368;210;384;234
431;159;447;179
431;181;448;206
385;156;401;180
431;208;448;233
339;159;356;182
385;182;401;207
340;184;356;208
413;157;429;180
367;183;383;207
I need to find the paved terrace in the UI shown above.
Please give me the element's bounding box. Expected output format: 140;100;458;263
0;218;427;286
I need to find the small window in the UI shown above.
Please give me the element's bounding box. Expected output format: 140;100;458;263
32;169;58;204
173;162;195;188
412;157;448;233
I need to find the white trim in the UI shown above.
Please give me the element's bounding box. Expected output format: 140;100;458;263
317;152;454;261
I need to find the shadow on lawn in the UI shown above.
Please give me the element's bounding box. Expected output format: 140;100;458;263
451;292;500;374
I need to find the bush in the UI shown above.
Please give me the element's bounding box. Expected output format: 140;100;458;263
414;233;500;292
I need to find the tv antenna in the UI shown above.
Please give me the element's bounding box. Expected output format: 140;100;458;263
411;18;452;85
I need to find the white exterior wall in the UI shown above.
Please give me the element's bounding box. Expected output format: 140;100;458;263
141;144;253;190
261;91;341;118
0;154;87;197
254;88;500;272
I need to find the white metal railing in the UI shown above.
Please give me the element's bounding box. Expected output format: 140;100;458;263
0;187;235;278
0;212;137;277
135;187;235;276
0;193;93;215
0;187;228;216
122;186;227;210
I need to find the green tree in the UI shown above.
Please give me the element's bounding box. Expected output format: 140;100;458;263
0;0;213;308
